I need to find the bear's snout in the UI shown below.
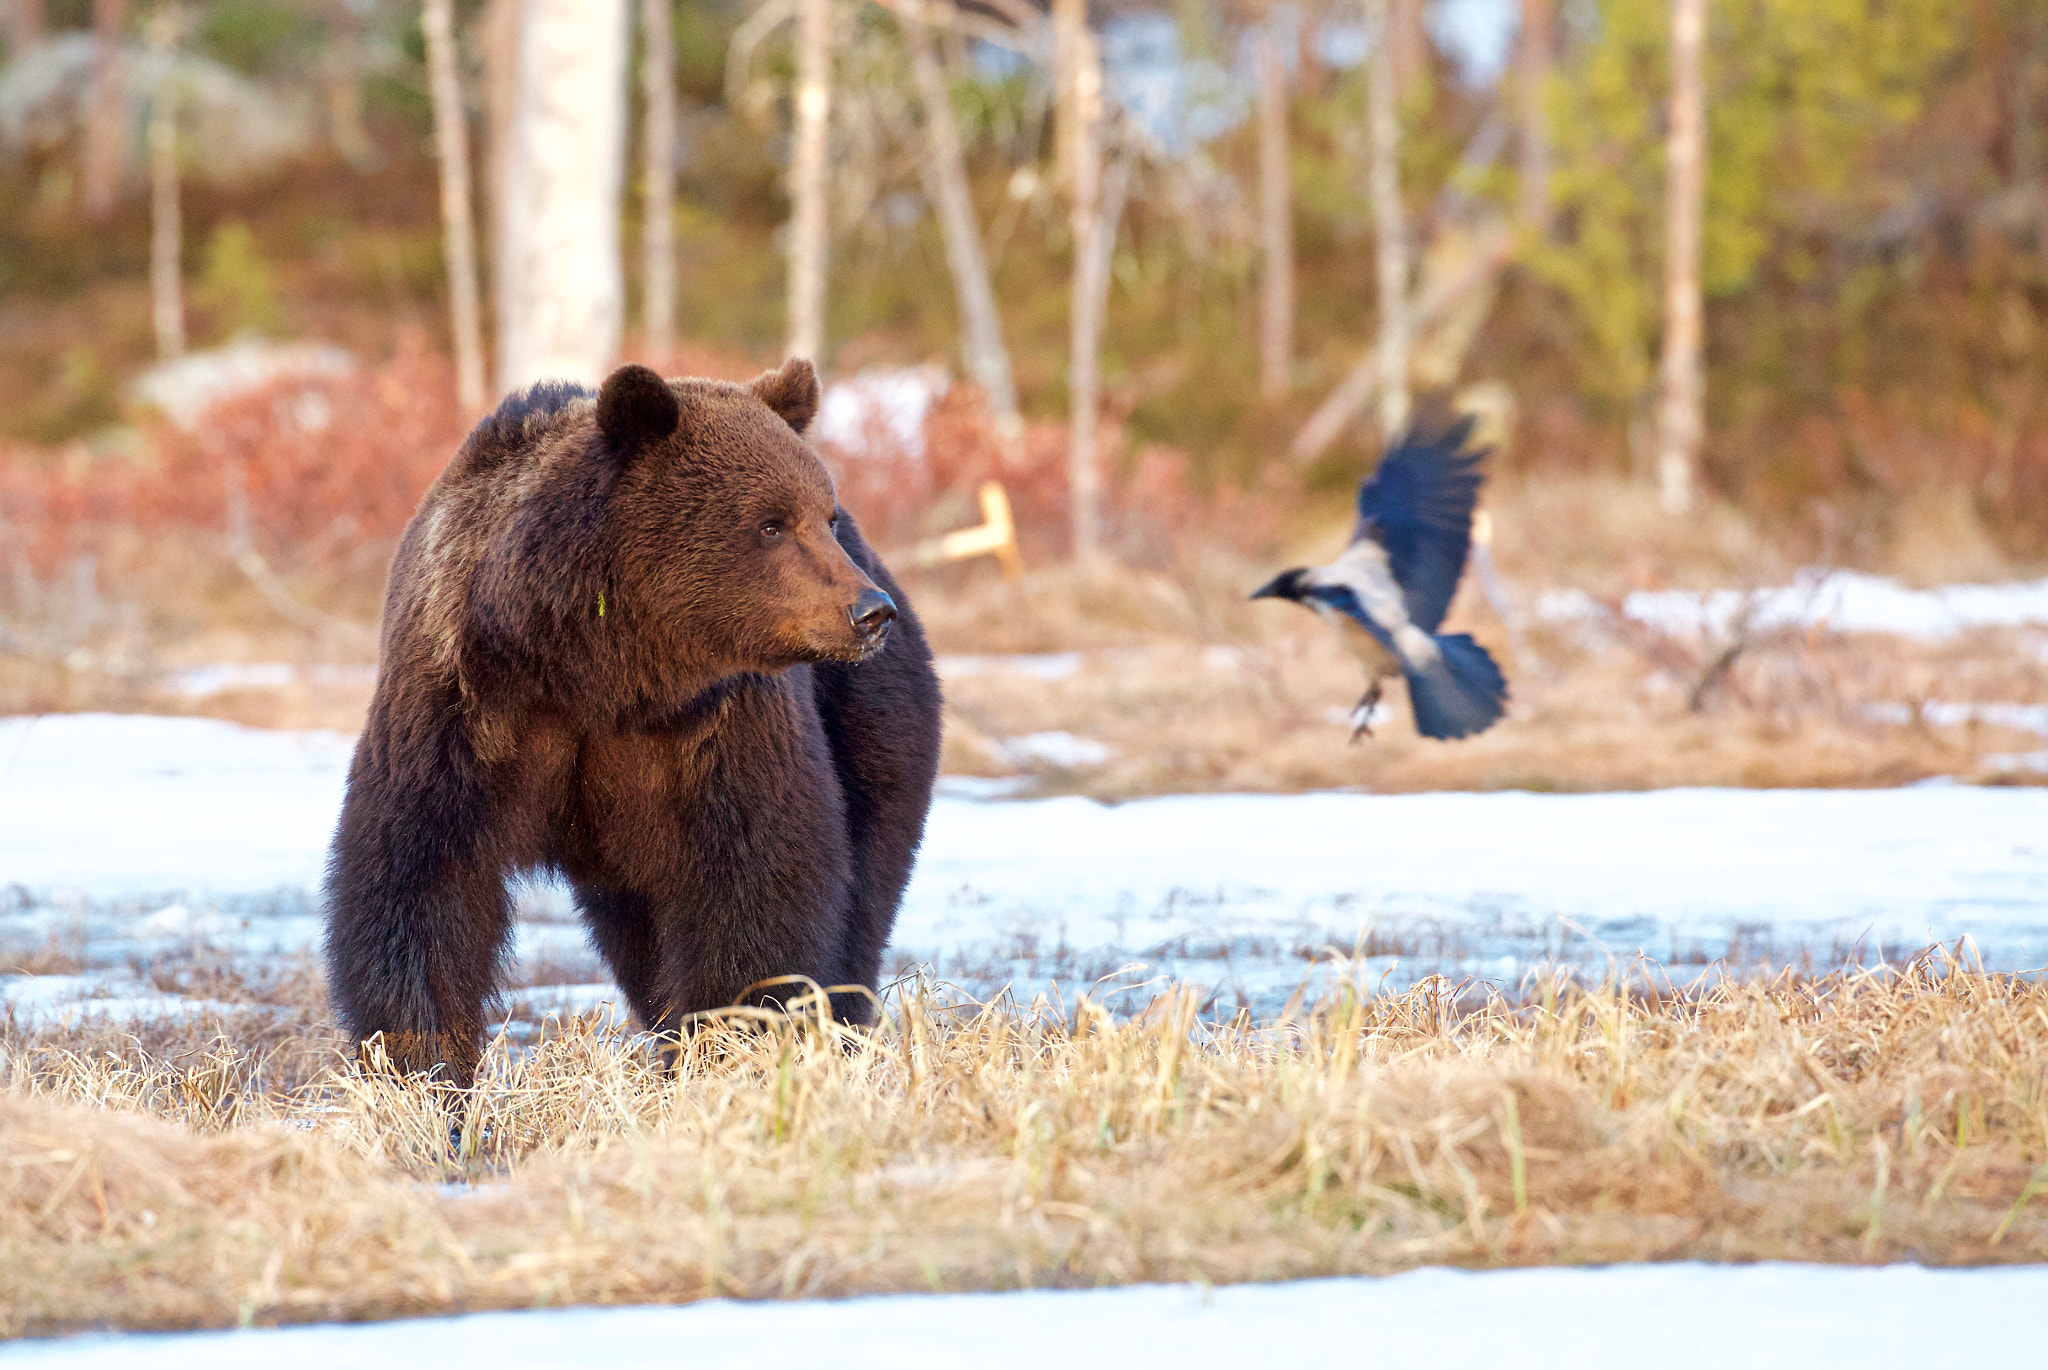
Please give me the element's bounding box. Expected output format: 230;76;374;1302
848;588;898;654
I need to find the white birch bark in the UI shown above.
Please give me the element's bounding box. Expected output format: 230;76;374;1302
1255;17;1293;401
81;0;127;220
1052;0;1083;193
786;0;832;362
640;0;677;359
8;0;46;56
1366;0;1410;440
905;10;1020;441
482;0;519;360
496;0;630;393
1656;0;1706;514
1065;22;1108;562
1517;0;1552;233
146;12;181;361
423;0;486;410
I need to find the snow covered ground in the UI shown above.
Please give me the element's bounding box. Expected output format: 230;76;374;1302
2;713;2045;1023
5;1263;2042;1367
1537;568;2048;640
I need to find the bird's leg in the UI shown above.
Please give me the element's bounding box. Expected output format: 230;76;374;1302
1349;679;1385;744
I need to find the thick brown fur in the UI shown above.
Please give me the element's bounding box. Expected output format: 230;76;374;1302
323;360;941;1084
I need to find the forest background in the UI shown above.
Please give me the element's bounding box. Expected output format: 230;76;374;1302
0;0;2044;794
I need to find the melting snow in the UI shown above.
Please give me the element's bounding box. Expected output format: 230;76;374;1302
4;714;2047;1022
1538;570;2048;640
5;1263;2043;1367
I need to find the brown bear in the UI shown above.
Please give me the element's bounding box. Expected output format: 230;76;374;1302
323;359;942;1084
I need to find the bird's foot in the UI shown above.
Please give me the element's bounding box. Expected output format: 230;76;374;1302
1348;683;1384;744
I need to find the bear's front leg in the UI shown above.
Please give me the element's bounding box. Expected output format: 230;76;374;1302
324;753;513;1088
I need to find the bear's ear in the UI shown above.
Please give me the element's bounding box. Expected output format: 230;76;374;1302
750;357;820;436
595;364;680;455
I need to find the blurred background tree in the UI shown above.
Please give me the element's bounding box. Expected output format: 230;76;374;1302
0;0;2042;561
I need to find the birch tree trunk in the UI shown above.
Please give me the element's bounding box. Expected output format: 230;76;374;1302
1366;0;1410;441
7;0;45;56
1053;0;1084;193
1655;0;1705;515
496;0;629;394
324;0;377;169
482;0;519;367
146;11;181;361
81;0;127;221
640;0;677;360
1064;20;1108;561
423;0;486;410
1516;0;1551;233
786;0;832;362
904;11;1020;441
1254;16;1293;401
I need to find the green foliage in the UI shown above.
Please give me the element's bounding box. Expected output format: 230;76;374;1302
1530;0;1962;412
195;0;326;78
198;220;281;337
674;0;746;104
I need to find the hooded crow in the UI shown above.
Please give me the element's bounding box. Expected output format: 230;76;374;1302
1252;418;1508;741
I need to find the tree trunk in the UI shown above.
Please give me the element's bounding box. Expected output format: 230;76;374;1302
904;10;1020;442
81;0;127;221
786;0;831;362
640;0;677;361
1516;0;1551;233
1290;221;1512;463
423;0;487;410
1053;0;1084;194
1065;20;1109;562
7;0;46;56
482;0;520;367
324;0;377;169
496;0;629;393
1656;0;1705;515
1366;0;1410;441
146;11;181;361
1254;17;1293;401
1389;0;1426;93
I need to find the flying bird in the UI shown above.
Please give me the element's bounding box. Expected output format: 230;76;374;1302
1252;418;1507;742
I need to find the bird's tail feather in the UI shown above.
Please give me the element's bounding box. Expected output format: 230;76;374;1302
1405;634;1507;740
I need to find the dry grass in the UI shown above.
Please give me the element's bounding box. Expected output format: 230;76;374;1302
924;559;2048;797
12;537;2040;797
3;957;2045;1337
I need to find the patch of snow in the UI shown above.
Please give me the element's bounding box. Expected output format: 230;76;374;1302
935;652;1086;682
1621;570;2048;640
1533;586;1604;622
813;366;949;460
131;338;355;432
501;983;631;1019
933;775;1035;801
163;663;377;699
0;715;354;898
1867;701;2048;737
5;715;2048;1017
990;732;1112;770
7;1264;2045;1368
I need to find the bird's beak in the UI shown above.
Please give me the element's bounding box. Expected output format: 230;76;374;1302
1250;570;1298;602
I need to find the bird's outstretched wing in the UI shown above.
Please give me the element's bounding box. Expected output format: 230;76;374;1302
1353;416;1487;634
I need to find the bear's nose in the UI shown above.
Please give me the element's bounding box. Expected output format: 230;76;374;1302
848;588;897;642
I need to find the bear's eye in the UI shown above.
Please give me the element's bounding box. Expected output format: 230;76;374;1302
759;519;784;542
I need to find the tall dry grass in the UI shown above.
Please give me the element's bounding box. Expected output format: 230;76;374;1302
4;958;2044;1336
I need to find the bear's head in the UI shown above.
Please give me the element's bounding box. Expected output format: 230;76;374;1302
594;359;895;676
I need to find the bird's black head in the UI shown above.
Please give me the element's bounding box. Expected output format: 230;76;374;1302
1250;568;1312;603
